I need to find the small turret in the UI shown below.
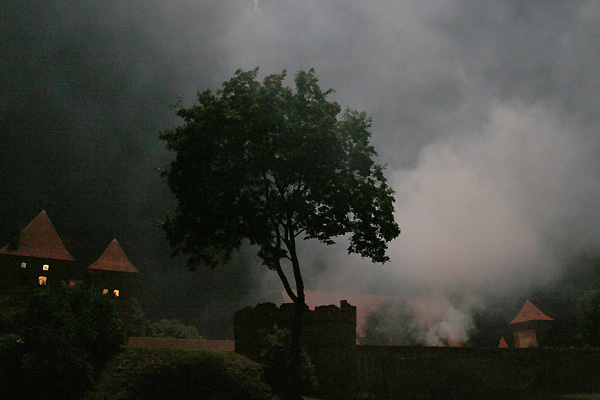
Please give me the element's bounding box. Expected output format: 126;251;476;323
510;300;553;348
87;238;139;313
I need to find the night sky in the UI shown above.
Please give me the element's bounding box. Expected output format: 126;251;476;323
2;1;600;339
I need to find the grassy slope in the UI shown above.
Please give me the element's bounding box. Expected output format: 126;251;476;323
86;346;282;400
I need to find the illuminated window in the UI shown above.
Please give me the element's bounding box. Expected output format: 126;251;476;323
38;276;47;286
20;262;27;269
43;264;49;271
102;289;109;295
113;290;120;297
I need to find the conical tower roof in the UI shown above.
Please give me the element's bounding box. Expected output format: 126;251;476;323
88;238;139;273
498;337;508;348
509;300;553;324
0;211;74;261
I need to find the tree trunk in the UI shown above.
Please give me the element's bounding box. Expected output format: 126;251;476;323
287;297;305;399
287;235;305;400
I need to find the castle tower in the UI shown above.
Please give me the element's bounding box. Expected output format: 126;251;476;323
510;300;553;348
87;238;139;309
0;211;75;289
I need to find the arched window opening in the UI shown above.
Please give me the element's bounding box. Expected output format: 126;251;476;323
38;276;47;286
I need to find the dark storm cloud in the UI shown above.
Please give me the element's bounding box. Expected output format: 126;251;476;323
1;0;247;337
2;0;600;337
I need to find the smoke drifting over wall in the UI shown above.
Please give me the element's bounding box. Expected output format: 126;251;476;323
2;1;600;338
362;296;475;346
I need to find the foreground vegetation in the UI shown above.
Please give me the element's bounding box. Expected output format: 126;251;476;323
87;346;281;400
0;286;124;399
0;286;209;400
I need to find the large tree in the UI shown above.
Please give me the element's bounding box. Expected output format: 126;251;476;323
159;68;399;394
577;289;600;347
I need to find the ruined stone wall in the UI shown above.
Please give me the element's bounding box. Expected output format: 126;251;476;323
233;301;356;399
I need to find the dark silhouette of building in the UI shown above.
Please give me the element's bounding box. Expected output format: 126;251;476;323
0;212;139;312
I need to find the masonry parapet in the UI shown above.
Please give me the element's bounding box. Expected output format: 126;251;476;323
234;300;357;399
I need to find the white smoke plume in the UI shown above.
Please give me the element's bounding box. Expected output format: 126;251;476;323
408;296;475;346
360;295;476;346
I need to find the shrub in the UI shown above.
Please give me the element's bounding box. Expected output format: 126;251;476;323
0;286;125;399
577;289;600;347
88;346;281;400
261;326;318;398
150;319;203;339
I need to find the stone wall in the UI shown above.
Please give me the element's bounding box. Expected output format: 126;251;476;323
234;302;600;399
233;301;356;399
356;346;600;399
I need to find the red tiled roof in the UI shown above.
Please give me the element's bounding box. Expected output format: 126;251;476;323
88;238;139;273
509;300;553;324
0;211;74;261
498;337;508;348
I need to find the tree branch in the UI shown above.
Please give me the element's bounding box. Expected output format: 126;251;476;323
274;260;297;303
285;223;305;305
294;227;306;238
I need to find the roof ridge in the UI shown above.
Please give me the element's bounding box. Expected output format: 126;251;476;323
0;211;74;261
88;238;139;273
509;299;553;324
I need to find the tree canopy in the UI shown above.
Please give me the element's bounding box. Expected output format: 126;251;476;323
160;68;399;305
160;68;400;398
0;286;125;399
577;289;600;347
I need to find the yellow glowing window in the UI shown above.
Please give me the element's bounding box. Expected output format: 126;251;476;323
38;276;47;285
20;262;27;269
102;289;109;295
43;264;49;271
113;290;120;297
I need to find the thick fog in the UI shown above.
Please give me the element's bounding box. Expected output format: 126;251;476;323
2;1;600;338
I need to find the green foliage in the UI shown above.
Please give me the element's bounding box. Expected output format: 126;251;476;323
120;300;202;339
0;286;125;399
149;319;203;339
0;287;29;332
261;326;318;397
68;285;126;366
18;287;94;399
159;67;400;272
122;297;152;337
160;67;399;396
88;346;281;400
577;289;600;347
0;334;23;398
